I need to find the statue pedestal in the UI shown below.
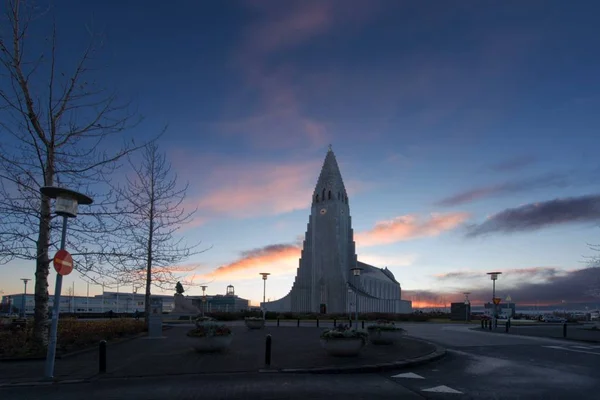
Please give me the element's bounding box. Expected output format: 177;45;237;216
147;314;164;339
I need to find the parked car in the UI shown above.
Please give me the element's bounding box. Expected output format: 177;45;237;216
541;315;566;323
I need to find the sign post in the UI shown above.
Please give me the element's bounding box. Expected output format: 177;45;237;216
41;187;93;380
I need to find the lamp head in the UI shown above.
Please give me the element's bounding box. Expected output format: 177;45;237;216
260;273;270;280
41;186;93;217
350;267;363;277
487;271;502;281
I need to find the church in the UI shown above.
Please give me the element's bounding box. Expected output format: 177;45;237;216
261;147;412;314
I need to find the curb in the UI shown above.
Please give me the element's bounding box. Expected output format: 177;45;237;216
0;379;90;388
470;326;600;344
263;338;446;374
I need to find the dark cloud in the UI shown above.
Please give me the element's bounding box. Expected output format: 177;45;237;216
490;155;537;172
407;267;600;306
466;194;600;237
436;173;569;207
435;267;562;281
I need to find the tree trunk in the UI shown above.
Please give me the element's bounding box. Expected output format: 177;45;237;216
33;194;52;348
144;204;154;328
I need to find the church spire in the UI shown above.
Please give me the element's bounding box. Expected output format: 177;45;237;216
312;145;348;205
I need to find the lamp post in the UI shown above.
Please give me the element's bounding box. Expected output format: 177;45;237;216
201;285;207;316
41;186;93;380
350;267;363;329
463;292;471;323
487;272;502;326
259;273;270;305
20;278;30;318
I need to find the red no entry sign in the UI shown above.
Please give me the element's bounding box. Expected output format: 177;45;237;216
53;249;73;276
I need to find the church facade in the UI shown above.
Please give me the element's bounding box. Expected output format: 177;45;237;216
261;147;412;314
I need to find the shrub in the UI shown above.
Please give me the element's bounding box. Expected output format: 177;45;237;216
0;319;145;359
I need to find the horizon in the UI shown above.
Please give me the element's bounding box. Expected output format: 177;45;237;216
1;1;600;309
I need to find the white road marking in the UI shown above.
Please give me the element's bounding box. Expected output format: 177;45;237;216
422;385;463;394
571;345;594;350
390;372;425;379
543;345;600;356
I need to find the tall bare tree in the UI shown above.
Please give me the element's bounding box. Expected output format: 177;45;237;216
0;0;143;346
111;143;210;325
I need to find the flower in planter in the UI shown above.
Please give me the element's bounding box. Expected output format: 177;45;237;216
187;322;232;338
366;320;405;332
320;324;369;343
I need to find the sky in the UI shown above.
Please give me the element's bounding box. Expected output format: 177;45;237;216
1;0;600;308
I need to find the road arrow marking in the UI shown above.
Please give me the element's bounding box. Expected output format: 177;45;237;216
391;372;425;379
422;385;463;394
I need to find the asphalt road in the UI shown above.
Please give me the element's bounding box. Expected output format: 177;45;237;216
2;323;599;399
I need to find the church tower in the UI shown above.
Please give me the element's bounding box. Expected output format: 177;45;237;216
289;146;358;313
261;146;409;314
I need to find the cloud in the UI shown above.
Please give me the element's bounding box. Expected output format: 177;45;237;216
355;212;469;247
490;155;537;172
416;266;600;307
187;159;320;219
205;243;301;280
437;173;569;207
466;194;600;237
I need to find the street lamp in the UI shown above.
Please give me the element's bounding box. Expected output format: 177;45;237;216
487;271;502;326
350;267;363;329
20;278;30;318
463;292;471;323
41;186;93;380
259;273;270;305
201;285;207;316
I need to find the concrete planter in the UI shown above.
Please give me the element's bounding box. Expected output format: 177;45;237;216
191;335;233;352
367;329;404;345
245;319;265;329
320;338;365;357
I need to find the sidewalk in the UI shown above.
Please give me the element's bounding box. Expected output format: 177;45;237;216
0;325;442;385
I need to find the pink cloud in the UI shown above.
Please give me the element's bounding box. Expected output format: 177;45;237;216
187;159;320;219
355;212;470;247
204;243;301;281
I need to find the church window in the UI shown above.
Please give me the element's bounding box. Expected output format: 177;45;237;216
316;194;319;203
328;190;331;200
322;188;325;200
338;192;340;200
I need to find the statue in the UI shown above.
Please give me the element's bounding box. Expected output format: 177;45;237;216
172;281;199;315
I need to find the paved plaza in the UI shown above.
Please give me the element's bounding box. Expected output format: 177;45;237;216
0;323;438;384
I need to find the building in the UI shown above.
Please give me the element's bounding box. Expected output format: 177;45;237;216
1;291;174;315
190;286;250;313
261;147;412;314
450;302;471;321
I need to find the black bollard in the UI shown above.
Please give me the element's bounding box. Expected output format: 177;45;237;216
297;318;300;327
265;334;272;367
361;320;364;329
316;318;319;327
333;318;336;327
277;318;280;327
481;320;484;329
489;320;492;331
505;321;509;333
99;340;107;373
563;323;567;338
